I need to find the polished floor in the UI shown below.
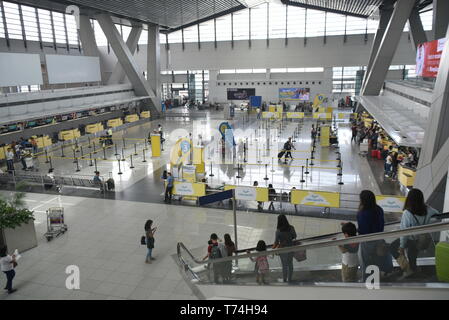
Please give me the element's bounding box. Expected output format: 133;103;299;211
0;192;345;300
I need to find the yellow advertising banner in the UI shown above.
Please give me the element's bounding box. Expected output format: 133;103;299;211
375;195;406;213
269;105;276;112
224;185;269;202
262;112;281;119
286;112;305;119
141;111;150;118
291;190;340;208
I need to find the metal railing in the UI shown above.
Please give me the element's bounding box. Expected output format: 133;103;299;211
177;219;449;273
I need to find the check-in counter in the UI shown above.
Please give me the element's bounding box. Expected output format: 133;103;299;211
86;123;104;134
107;118;124;128
58;129;80;141
141;111;151;119
34;135;52;148
398;164;416;188
125;114;139;123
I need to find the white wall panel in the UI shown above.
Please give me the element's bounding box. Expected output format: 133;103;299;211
45;54;101;84
0;52;43;86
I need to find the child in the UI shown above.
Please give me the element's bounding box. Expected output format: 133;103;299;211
247;240;271;285
338;222;359;282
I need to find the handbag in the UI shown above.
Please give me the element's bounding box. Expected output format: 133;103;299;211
140;236;146;245
293;241;307;262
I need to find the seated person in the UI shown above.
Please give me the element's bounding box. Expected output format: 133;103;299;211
93;171;104;191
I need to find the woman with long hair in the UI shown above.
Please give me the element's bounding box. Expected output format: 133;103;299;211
357;190;392;280
144;220;157;264
272;214;297;283
223;234;236;282
389;189;439;277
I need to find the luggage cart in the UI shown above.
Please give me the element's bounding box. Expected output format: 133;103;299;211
44;207;68;241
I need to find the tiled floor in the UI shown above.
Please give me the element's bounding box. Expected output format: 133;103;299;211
0;192;344;300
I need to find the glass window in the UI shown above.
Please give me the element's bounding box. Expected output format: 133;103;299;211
92;20;107;46
21;5;39;41
38;8;54;43
420;10;433;31
271;68;287;73
367;17;379;34
173;70;187;74
220;69;235;74
183;25;198;43
287;68;304;72
0;4;5;38
346;16;367;35
3;2;23;40
139;29;148;44
287;5;305;38
250;3;267;40
268;2;286;39
306;9;325;37
52;12;66;44
199;19;214;42
65;13;78;45
159;33;166;44
216;14;232;41
305;67;324;72
236;69;252;73
252;68;266;73
233;9;249;40
121;25;131;41
325;12;346;36
168;30;182;43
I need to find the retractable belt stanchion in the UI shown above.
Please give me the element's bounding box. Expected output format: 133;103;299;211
122;137;126;149
121;148;125;161
271;157;275;172
75;158;80;172
300;165;305;183
209;162;214;177
134;143;138;156
114;144;119;156
103;147;107;160
94;159;98;172
45;150;49;163
61;142;65;158
117;158;123;175
72;148;77;163
49;156;53;171
88;137;92;148
80;146;84;159
130;154;135;169
338;162;344;185
305;158;310;174
264;164;269;181
92;141;96;154
142;149;147;163
89;152;93;166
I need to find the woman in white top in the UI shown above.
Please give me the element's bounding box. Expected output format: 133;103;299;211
0;246;17;294
389;189;439;278
384;153;393;177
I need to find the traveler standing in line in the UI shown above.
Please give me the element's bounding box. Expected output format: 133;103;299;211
164;172;174;203
223;234;236;283
351;124;358;143
158;124;164;149
385;152;393;178
357;190;393;281
272;214;297;283
389;189;439;278
144;220;157;263
256;107;261;119
0;246;17;294
268;184;276;212
391;152;399;181
6;148;15;173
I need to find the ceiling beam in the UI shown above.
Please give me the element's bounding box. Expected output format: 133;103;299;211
281;0;369;18
164;4;246;33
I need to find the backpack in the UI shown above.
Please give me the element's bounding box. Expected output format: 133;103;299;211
412;213;433;251
284;142;291;150
210;244;222;259
106;178;115;191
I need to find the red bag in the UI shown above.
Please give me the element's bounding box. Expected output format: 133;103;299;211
371;150;377;158
377;150;382;160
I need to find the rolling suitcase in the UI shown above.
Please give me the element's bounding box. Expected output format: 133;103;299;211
435;241;449;282
278;150;286;159
371;150;377;158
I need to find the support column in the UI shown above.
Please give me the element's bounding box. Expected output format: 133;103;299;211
79;14;107;83
433;0;449;40
361;0;415;96
107;25;142;85
408;7;427;51
96;13;159;114
147;24;161;105
361;0;394;92
415;25;449;209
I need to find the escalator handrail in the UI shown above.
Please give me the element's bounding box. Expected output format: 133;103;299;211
177;219;449;267
232;212;449;254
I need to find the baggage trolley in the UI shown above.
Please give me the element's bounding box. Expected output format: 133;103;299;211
44;207;68;241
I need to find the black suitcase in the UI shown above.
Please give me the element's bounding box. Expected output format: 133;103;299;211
106;178;115;191
278;150;285;159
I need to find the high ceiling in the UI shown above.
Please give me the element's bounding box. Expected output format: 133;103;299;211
14;0;432;31
284;0;384;18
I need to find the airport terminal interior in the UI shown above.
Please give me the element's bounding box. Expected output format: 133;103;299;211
0;0;448;300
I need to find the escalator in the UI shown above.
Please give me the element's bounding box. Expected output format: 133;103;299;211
176;217;449;299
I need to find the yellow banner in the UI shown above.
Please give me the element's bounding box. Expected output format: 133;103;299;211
291;190;340;208
313;113;332;120
286;112;305;119
224;185;269;202
313;94;325;108
262;112;281;119
376;195;406;213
